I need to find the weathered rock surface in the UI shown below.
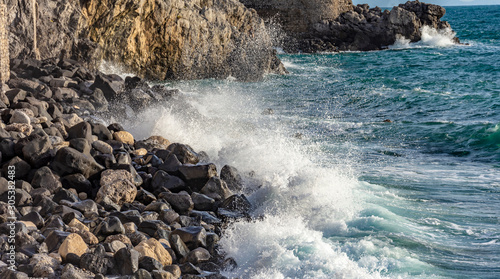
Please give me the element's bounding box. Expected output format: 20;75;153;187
7;0;285;81
242;0;458;52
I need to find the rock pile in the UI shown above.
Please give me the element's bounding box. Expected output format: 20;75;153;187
0;57;252;278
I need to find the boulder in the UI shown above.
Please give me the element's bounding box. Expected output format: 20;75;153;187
31;166;62;194
113;247;140;275
220;165;243;192
170;226;207;249
151;170;186;193
167;143;199;164
96;169;137;207
178;164;218;191
51;147;104;178
159;191;194;215
113;130;134;145
183;247;211;264
58;233;88;260
200;177;233;201
79;245;115;275
135;238;173;266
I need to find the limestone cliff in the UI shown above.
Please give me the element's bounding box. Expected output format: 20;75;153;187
6;0;285;81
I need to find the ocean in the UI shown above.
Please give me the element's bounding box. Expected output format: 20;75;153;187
121;5;500;279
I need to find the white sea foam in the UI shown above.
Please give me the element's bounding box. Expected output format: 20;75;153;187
117;81;436;278
389;26;457;49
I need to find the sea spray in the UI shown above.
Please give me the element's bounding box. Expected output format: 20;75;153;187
389;26;457;49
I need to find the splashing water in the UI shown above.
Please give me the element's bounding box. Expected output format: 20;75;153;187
390;26;457;49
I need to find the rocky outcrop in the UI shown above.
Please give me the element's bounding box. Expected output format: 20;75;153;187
242;0;457;52
240;0;353;33
5;0;285;81
303;1;457;51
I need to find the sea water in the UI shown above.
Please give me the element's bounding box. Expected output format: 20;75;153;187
121;5;500;279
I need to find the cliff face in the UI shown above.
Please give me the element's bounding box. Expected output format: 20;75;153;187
6;0;285;81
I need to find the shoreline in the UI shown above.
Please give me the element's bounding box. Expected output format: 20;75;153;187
0;57;249;278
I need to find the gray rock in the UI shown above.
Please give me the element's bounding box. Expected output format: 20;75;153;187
191;192;215;211
114;247;139;275
51;147;104;178
22;136;53;168
138;256;163;272
159;191;194;215
220;165;243;192
200;177;233;201
31;166;62;194
170;226;207;249
178;163;218;192
166;143;199;164
183;247;211;264
151;170;186;193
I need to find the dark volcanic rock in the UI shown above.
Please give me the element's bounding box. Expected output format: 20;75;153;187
159;191;194;215
80;245;115;274
31;166;62;194
114;247;139;275
51;147;104;178
151;170;186;193
178;164;218;192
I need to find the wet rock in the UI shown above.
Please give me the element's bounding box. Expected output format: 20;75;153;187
20;212;44;229
169;234;190;259
151;170;186;193
79;245;115;275
167;143;199;164
189;211;221;225
90;73;125;101
51;147;104;178
170;226;207;249
69;138;91;155
159;191;194;215
138;256;163;272
178;164;218;192
159;209;180;225
220;165;243;192
179;262;203;275
90;122;113;141
71;199;98;216
135;136;171;151
95;216;125;236
191;192;216;211
59;233;88;260
31;166;62;194
220;194;252;213
157;154;182;174
53;188;80;203
96;169;137;207
135;238;172;266
114;247;140;275
61;174;93;195
200;177;233;201
138;220;169;237
183;247;211;264
67;121;93;142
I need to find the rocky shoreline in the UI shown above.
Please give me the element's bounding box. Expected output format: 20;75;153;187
0;57;250;278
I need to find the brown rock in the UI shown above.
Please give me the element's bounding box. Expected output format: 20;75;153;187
59;233;88;260
135;238;172;266
96;169;137;206
113;131;134;145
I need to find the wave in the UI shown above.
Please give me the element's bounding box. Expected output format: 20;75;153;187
389;26;457;50
113;80;440;278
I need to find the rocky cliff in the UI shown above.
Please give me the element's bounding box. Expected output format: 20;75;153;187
6;0;285;81
241;0;457;52
240;0;353;33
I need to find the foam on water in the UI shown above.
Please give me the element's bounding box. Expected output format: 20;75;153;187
389;26;456;49
118;81;438;278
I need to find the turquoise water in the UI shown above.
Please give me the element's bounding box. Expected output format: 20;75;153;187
127;5;500;279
